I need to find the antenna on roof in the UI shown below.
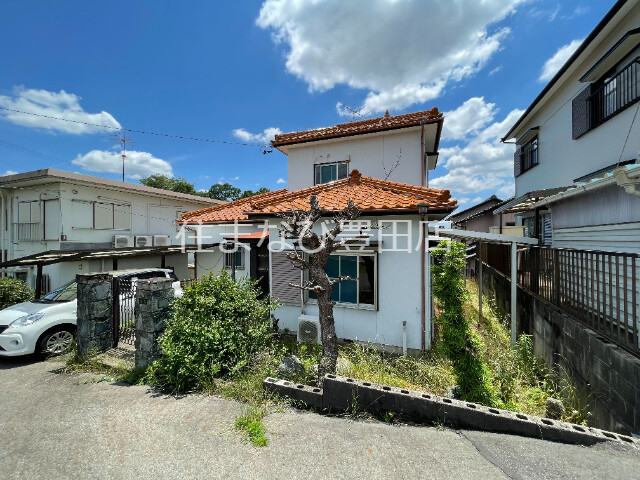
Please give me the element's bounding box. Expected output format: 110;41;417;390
110;130;135;181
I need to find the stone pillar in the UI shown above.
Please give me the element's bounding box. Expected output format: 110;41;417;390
135;277;174;369
76;273;114;356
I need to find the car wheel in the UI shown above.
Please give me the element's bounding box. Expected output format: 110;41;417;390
39;328;75;356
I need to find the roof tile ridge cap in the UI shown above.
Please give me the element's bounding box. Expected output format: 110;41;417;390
247;188;289;208
185;188;285;219
360;176;450;200
252;181;348;209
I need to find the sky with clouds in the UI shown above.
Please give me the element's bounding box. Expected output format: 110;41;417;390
0;1;614;206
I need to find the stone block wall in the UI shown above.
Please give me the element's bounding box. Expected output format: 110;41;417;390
480;262;640;435
76;273;113;355
134;277;174;369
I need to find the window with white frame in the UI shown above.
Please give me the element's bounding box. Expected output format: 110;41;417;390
314;161;348;185
309;253;376;308
72;200;131;230
224;249;245;270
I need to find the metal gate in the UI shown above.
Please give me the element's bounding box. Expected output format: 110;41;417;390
113;277;136;347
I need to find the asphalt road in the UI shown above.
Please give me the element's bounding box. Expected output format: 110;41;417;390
2;356;639;480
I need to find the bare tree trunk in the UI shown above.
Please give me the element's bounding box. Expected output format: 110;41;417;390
316;282;338;382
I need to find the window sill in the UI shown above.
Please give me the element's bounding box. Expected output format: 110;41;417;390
306;299;376;311
517;163;539;177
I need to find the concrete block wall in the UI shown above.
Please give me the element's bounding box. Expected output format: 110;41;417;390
480;263;640;435
263;375;638;446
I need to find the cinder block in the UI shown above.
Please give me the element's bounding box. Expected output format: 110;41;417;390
395;390;439;422
435;397;486;430
322;375;357;411
355;381;396;414
263;377;323;408
483;407;539;437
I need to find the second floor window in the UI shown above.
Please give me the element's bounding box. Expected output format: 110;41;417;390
521;136;538;173
315;162;348;185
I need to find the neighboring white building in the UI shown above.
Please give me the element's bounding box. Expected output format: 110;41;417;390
181;110;457;353
0;169;221;291
498;0;640;253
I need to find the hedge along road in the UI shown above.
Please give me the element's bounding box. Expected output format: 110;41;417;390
2;356;640;480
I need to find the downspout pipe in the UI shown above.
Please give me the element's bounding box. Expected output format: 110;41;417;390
418;202;429;352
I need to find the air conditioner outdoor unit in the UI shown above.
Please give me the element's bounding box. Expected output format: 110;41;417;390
297;315;321;344
153;235;171;246
113;235;134;248
134;235;153;247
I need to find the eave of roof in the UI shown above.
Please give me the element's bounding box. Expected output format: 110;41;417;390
448;195;502;221
271;108;443;151
502;0;630;141
0;168;222;205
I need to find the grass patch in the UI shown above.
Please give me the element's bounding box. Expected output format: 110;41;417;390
235;405;269;447
464;281;590;423
61;346;142;384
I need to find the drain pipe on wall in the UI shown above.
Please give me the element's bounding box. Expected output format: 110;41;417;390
418;202;429;352
402;321;407;356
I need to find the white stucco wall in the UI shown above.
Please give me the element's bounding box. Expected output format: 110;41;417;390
286;127;437;191
512;3;640;197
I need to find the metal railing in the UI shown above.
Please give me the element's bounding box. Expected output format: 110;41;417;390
113;278;136;346
517;246;639;357
589;58;640;127
13;222;42;242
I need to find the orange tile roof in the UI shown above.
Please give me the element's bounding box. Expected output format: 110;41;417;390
180;189;287;224
180;171;456;224
271;108;443;149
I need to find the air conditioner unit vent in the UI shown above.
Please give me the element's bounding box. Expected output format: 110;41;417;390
297;315;321;344
113;235;134;248
153;235;171;246
134;235;153;247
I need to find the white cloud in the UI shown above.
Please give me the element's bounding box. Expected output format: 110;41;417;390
72;150;172;179
431;103;524;197
233;127;282;144
488;66;502;76
0;86;121;134
1;170;18;176
539;39;583;82
276;177;286;184
442;97;497;140
257;0;524;113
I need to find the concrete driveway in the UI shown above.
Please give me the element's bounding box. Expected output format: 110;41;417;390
2;356;639;480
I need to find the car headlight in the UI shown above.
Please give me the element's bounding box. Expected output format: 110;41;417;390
9;313;45;328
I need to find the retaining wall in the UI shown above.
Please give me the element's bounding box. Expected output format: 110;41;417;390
480;263;640;435
263;375;638;447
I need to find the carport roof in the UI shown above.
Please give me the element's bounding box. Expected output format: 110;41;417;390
0;243;221;268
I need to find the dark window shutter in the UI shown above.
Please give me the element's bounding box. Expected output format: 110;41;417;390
338;162;348;179
271;251;301;304
514;146;522;177
572;84;593;139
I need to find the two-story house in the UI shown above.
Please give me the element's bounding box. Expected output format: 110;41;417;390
0;169;220;292
497;0;640;254
180;109;458;353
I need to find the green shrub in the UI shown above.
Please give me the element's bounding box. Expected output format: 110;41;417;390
146;272;278;393
0;277;34;309
431;241;498;406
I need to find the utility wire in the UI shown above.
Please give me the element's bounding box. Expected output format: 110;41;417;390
0;107;265;147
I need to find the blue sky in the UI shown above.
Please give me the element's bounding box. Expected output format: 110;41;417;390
0;0;615;206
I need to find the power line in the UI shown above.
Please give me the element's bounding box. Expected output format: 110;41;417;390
0;107;266;147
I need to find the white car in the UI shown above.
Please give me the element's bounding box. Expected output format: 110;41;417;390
0;268;182;357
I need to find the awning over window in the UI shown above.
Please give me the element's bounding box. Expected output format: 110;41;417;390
492;187;570;215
